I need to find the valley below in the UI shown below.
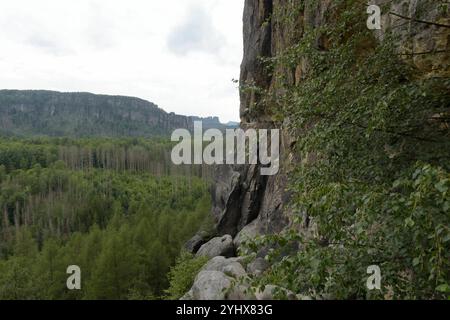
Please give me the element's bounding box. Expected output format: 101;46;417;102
0;91;222;299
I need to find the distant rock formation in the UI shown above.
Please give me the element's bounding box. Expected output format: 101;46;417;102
0;90;231;137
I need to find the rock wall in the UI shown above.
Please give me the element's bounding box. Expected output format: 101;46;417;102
184;0;449;300
210;0;450;249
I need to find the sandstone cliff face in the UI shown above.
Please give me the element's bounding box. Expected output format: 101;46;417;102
375;0;450;77
0;90;229;137
185;0;449;299
211;0;449;249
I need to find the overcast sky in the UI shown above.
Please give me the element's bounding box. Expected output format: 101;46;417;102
0;0;244;122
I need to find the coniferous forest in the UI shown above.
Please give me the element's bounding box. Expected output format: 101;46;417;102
0;137;213;299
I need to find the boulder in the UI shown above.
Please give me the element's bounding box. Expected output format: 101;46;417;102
202;256;247;278
190;271;232;300
185;231;211;254
233;220;260;249
196;235;235;258
182;256;250;300
180;290;194;300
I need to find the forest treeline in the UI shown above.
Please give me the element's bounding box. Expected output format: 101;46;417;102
0;137;213;178
0;137;213;299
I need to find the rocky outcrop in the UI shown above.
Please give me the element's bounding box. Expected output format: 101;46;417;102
0;90;232;137
196;235;235;259
211;164;276;237
233;220;261;248
183;255;300;300
374;0;450;77
182;256;247;300
184;0;450;300
204;0;450;256
202;256;247;278
183;271;232;300
185;231;212;254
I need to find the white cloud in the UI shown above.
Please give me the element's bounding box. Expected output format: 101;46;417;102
0;0;244;122
167;5;225;56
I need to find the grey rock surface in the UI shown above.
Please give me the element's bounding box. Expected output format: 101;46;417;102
196;235;235;258
185;231;211;254
189;271;232;300
202;256;247;278
233;220;261;248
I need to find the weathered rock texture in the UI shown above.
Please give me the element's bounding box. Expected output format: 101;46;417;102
182;256;248;300
374;0;450;77
196;235;235;258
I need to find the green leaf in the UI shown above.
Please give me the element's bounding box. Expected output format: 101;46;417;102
436;284;450;293
443;233;450;243
405;217;415;227
435;181;448;194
